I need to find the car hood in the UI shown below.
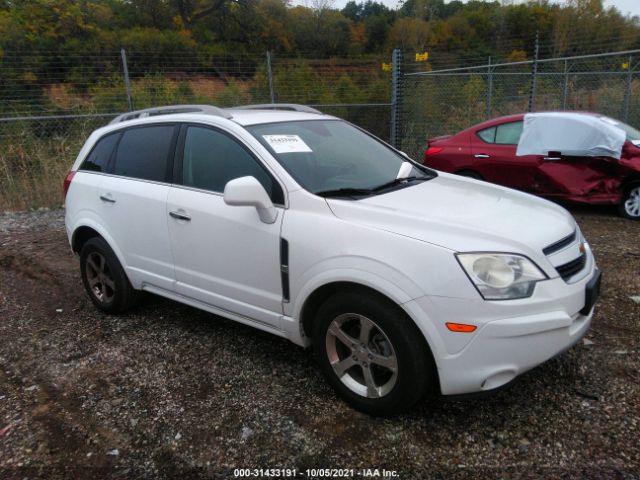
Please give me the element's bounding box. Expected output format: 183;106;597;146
326;173;576;257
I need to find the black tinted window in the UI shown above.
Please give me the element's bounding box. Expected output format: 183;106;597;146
113;125;175;182
182;126;283;204
81;132;120;172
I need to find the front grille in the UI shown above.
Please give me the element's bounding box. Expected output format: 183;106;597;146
556;252;587;281
543;230;577;255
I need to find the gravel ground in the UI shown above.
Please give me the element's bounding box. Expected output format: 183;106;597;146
0;206;638;479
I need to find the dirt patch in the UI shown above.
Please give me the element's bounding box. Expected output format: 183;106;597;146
0;207;638;479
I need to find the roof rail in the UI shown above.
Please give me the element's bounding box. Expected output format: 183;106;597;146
232;103;322;114
109;104;232;124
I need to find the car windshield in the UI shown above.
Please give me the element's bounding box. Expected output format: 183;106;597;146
247;120;434;196
599;116;640;143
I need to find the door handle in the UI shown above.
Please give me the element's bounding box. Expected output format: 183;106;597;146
169;210;191;221
99;194;116;203
474;154;490;158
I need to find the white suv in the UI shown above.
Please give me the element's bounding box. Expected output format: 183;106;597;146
64;104;601;415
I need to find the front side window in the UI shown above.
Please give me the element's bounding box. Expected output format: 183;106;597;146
181;126;283;204
495;121;523;145
80;132;120;172
113;125;176;182
247;120;432;195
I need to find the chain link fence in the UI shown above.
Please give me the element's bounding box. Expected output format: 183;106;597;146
397;49;640;158
0;51;391;210
3;48;640;210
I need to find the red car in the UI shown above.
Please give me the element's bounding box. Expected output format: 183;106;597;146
423;113;640;219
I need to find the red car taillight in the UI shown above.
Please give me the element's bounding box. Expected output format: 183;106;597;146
424;147;443;162
63;171;76;198
425;147;443;156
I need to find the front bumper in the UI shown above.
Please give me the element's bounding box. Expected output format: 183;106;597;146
437;306;591;395
404;259;599;396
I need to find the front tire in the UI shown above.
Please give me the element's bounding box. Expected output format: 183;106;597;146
312;290;435;416
619;183;640;219
80;237;138;313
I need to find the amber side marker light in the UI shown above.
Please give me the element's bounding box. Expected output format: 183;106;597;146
446;322;477;333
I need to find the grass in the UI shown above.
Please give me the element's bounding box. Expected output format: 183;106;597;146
0;122;91;211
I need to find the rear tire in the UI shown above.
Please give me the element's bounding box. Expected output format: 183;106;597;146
80;237;138;313
456;170;483;180
619;183;640;220
312;290;435;416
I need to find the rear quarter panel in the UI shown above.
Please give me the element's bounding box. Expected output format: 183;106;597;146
423;132;472;172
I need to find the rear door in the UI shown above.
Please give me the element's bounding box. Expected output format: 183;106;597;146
471;120;543;192
70;131;121;232
98;124;178;291
166;124;286;328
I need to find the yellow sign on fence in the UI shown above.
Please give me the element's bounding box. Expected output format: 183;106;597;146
415;52;429;62
381;62;392;72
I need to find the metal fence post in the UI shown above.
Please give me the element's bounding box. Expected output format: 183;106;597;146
486;57;493;120
120;48;134;111
266;51;275;104
562;59;570;110
528;32;539;112
390;48;402;149
623;55;633;122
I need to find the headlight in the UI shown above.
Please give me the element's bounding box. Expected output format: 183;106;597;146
456;253;548;300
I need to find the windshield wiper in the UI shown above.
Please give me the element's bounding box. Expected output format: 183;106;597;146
316;174;434;199
370;175;430;192
315;187;374;198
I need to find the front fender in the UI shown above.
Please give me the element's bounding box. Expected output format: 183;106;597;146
289;260;422;322
285;258;448;373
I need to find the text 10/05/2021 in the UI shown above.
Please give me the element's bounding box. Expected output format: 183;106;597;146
233;468;400;478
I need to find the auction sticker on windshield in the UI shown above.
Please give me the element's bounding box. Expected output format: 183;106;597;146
263;134;313;154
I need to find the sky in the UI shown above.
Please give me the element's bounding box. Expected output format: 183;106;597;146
602;0;640;16
293;0;640;17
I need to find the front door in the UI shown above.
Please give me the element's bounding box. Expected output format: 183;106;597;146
166;124;286;329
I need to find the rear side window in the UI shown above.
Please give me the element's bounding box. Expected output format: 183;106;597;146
477;127;496;143
495;121;523;145
80;132;120;172
181;126;284;204
113;125;175;182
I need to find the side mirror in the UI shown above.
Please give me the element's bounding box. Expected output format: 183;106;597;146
396;161;414;179
544;151;562;161
223;176;278;224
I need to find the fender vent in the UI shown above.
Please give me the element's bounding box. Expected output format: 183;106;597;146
280;238;290;302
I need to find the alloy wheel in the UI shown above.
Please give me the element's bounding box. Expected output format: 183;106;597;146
325;313;398;398
85;251;115;303
624;186;640;217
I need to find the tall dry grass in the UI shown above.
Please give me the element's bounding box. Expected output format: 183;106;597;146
0;122;91;211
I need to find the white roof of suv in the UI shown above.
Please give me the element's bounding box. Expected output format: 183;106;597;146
108;104;333;127
226;109;328;126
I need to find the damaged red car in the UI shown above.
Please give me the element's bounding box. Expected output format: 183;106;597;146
423;112;640;219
